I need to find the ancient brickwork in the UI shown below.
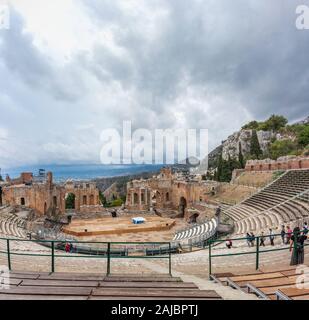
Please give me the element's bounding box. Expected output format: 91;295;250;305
2;172;101;216
126;168;216;220
245;155;309;172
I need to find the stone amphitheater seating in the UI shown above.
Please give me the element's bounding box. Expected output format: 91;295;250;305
0;207;27;239
173;218;218;245
212;266;309;300
224;170;309;234
0;272;222;300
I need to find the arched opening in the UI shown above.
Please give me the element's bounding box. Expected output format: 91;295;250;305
151;191;157;208
44;202;47;214
53;196;57;208
166;192;169;202
89;194;94;205
141;192;145;204
65;193;76;210
82;195;87;205
134;193;138;204
189;213;199;224
20;197;25;206
179;197;187;217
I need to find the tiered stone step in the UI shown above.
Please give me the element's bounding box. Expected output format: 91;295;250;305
224;169;309;234
0;272;222;300
212;266;309;300
173;218;218;245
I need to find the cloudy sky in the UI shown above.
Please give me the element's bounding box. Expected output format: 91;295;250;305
0;0;308;169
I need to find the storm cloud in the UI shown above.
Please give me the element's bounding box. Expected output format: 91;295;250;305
0;0;308;168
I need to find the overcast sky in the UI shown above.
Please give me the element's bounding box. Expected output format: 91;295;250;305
0;0;308;169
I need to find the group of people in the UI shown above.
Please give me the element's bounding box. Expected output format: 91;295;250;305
244;229;276;248
225;222;309;266
65;242;75;253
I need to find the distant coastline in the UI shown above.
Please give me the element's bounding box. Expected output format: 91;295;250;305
1;164;164;182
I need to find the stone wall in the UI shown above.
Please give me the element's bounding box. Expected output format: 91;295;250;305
2;172;101;216
245;155;309;172
125;168;218;220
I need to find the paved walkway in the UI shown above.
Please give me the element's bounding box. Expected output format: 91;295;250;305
138;259;258;300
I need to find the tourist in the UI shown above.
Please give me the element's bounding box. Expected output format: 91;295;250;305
177;243;183;254
246;233;251;247
290;227;307;265
250;232;255;247
216;206;221;217
226;239;232;249
65;242;70;253
269;229;275;246
280;225;286;244
260;232;266;247
303;222;309;236
286;226;292;244
70;243;74;253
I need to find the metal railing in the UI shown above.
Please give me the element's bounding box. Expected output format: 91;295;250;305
208;229;309;278
0;237;173;275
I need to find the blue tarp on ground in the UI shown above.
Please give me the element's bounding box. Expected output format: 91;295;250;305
132;217;146;224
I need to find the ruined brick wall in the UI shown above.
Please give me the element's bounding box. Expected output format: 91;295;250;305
2;172;101;216
245;156;309;172
125;168;216;218
2;181;65;216
64;181;101;212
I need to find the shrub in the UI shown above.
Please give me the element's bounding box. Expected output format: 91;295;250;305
269;139;298;159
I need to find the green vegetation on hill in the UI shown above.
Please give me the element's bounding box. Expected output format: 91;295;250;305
250;130;263;159
215;153;242;182
242;114;288;131
242;114;309;160
238;142;245;169
211;115;309;182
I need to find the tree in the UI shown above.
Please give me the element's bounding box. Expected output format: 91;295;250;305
298;125;309;147
215;153;223;181
238;142;245;168
250;130;263;159
99;191;107;207
242;120;259;130
263;114;288;131
65;193;75;209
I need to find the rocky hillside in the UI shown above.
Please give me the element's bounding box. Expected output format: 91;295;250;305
206;114;309;170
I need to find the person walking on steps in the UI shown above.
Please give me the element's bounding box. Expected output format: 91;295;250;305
286;226;292;245
260;232;266;247
246;233;251;247
250;232;255;247
269;229;275;246
303;222;309;236
290;227;307;265
281;225;286;244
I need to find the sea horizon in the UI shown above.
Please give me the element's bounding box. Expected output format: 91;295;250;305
0;163;164;182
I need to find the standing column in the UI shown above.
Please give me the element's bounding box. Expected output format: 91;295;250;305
139;189;142;209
